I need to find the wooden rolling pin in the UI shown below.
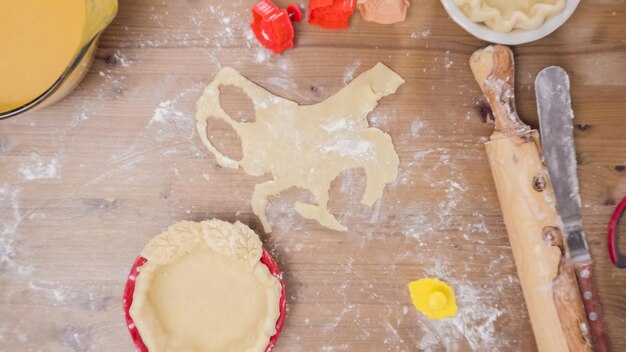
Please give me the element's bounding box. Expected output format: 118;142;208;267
470;45;593;352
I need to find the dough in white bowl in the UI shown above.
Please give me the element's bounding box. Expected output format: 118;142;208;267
454;0;566;32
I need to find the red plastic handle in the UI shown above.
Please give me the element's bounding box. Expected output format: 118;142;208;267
122;249;286;352
608;195;626;268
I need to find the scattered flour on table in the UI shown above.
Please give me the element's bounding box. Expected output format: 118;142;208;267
148;83;206;142
61;325;92;352
338;168;359;194
411;119;424;137
402;147;492;241
260;76;316;103
152;100;184;124
198;4;240;48
444;50;454;69
112;50;131;68
27;279;110;311
190;3;291;69
140;2;293;71
343;59;362;84
378;139;509;351
418;263;505;351
99;84;206;179
28;279;69;303
369;111;389;127
411;28;431;39
255;47;271;63
0;184;23;271
321;344;350;351
0;185;106;313
18;153;61;181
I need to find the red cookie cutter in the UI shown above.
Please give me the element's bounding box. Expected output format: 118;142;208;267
251;0;303;54
122;248;287;352
308;0;357;29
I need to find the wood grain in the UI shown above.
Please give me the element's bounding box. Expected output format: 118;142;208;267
0;1;625;351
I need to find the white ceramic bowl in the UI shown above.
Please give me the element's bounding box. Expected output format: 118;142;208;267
440;0;580;45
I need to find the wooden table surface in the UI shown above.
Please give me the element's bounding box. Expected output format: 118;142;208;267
1;0;625;351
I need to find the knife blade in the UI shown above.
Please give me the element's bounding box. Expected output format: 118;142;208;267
536;66;591;263
536;66;609;352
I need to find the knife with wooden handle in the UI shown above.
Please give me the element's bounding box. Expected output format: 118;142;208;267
536;66;610;352
470;45;593;352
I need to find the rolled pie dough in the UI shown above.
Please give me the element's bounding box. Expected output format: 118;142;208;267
129;220;281;352
454;0;566;32
196;63;404;232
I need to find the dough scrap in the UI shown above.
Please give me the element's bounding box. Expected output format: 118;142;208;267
357;0;410;24
129;220;282;352
454;0;566;32
196;63;404;232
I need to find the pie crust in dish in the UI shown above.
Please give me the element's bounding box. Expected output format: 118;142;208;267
454;0;566;33
128;220;282;352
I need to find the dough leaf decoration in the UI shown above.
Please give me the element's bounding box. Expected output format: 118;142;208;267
140;220;263;268
202;220;231;254
233;226;263;267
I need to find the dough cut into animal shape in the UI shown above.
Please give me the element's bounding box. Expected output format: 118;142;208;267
454;0;565;32
129;220;282;352
196;63;404;232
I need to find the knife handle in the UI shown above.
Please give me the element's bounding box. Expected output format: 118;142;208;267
574;262;609;352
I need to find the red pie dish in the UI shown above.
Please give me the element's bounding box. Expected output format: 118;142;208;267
122;248;286;352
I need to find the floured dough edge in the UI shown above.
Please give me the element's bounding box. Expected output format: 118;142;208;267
454;0;566;32
129;220;281;352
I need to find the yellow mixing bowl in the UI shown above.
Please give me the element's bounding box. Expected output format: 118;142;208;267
0;0;118;119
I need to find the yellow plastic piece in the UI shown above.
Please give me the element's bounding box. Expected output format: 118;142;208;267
408;278;458;320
